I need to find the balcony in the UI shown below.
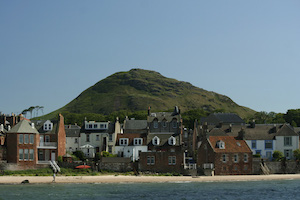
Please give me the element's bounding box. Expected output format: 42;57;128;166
38;142;57;149
184;163;197;170
203;163;214;169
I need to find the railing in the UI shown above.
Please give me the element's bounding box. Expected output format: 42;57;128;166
184;163;197;170
38;142;57;148
203;163;214;169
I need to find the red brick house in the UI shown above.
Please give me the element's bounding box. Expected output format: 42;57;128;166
6;120;40;169
197;136;252;175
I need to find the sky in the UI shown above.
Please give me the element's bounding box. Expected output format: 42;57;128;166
1;0;300;116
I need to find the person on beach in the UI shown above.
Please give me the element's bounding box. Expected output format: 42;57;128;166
53;172;56;182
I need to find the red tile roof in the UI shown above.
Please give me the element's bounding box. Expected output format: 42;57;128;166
208;136;252;153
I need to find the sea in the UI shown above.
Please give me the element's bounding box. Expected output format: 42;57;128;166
0;179;299;200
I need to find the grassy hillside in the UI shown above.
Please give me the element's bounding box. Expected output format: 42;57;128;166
43;68;255;120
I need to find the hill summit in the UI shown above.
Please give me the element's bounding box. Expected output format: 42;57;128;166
49;68;255;118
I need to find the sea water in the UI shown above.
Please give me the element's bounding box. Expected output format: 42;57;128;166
0;179;299;200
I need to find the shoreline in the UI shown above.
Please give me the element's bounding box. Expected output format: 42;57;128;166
1;174;300;184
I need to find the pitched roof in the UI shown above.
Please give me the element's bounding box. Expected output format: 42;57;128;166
201;113;245;125
147;111;180;122
7;120;39;134
147;132;180;147
116;133;147;146
124;120;147;130
31;120;58;134
208;136;251;153
65;125;81;137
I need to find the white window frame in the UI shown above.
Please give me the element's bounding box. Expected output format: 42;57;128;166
147;156;155;165
168;156;176;165
96;135;100;141
19;134;23;144
284;137;292;146
222;154;227;163
24;149;29;161
152;136;160;146
120;138;129;146
24;134;29;144
29;149;34;161
29;134;34;144
19;149;24;160
168;136;176;146
153;120;158;129
234;154;239;163
244;153;248;163
134;138;143;146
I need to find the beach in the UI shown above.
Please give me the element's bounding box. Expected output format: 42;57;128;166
1;174;300;184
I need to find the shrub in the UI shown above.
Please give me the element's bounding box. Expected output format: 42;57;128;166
293;149;300;160
273;150;284;161
73;150;86;161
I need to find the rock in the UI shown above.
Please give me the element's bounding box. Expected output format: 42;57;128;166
21;180;29;184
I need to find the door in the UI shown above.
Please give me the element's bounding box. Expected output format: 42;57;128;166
40;135;44;146
51;151;56;161
45;150;50;161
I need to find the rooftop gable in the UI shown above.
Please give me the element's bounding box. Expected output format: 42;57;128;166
7;120;39;134
208;136;251;153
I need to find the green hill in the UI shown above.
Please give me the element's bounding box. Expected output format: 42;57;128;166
44;68;255;119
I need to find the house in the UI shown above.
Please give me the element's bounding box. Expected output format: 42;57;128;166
197;135;253;175
114;118;148;161
6;120;40;169
80;120;116;158
0;124;7;160
139;107;185;173
31;114;66;163
65;124;81;153
231;123;300;160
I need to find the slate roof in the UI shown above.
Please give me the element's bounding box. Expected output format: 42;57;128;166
147;132;181;147
208;136;252;153
147;112;180;122
65;125;81;137
123;120;147;130
31;120;58;134
201;113;245;125
224;123;299;140
7;120;39;134
80;122;115;134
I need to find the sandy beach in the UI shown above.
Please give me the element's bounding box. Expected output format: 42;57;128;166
1;174;300;184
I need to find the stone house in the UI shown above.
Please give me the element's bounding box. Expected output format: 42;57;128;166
197;135;253;175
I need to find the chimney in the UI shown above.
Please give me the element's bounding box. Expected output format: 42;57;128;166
31;123;35;129
8;125;11;131
238;128;245;140
148;106;151;116
0;124;3;132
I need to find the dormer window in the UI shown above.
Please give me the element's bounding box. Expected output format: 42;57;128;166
168;136;176;146
172;119;177;128
134;138;143;146
162;119;167;128
153;119;158;129
216;140;225;149
152;136;160;146
43;120;53;131
120;138;129;146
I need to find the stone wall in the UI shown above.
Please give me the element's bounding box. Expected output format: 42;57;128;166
253;158;300;174
99;157;133;172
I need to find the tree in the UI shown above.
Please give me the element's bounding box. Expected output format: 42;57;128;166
273;150;284;161
293;149;300;160
27;106;35;119
73;150;85;161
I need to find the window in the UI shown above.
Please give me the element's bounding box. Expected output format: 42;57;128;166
29;149;34;160
255;150;261;155
48;124;52;130
172;120;177;128
168;136;176;146
24;149;29;160
147;156;155;165
251;140;257;149
222;154;227;163
94;124;98;129
19;149;24;160
109;134;113;141
86;134;90;142
134;138;143;146
88;124;93;129
152;136;160;146
45;135;50;143
284;137;292;146
234;154;239;163
96;135;100;141
120;138;129;146
19;134;23;144
217;141;225;149
162;120;167;127
30;135;34;144
24;134;29;144
265;140;273;149
75;138;78;143
284;149;292;159
244;154;248;163
168;156;176;165
44;124;48;130
153;119;158;129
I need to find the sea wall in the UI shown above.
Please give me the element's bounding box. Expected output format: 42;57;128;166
253;158;300;174
99;157;133;172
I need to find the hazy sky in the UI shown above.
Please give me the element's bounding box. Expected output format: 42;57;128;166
1;0;300;116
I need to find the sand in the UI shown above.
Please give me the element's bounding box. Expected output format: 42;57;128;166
1;174;300;184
